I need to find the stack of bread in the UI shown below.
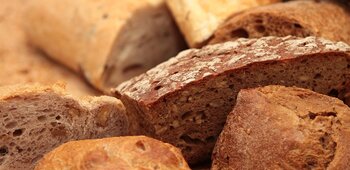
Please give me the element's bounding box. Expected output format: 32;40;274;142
0;0;349;169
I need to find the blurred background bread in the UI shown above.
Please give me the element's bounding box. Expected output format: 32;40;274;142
25;0;186;92
209;0;350;45
166;0;281;47
0;0;98;97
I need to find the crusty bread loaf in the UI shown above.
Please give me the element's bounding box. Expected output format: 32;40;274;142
0;84;128;170
35;136;190;170
114;36;350;164
0;0;98;96
166;0;280;47
212;85;350;169
209;0;350;45
25;0;186;91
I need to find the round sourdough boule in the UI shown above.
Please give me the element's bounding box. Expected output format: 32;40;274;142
212;85;350;169
35;136;190;170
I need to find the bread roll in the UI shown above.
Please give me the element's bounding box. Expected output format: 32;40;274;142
25;0;186;91
114;36;350;164
35;136;190;170
0;84;128;170
212;85;350;169
210;0;350;45
166;0;280;47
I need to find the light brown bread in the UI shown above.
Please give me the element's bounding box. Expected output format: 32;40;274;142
35;136;190;170
0;0;98;96
209;0;350;45
114;36;350;164
25;0;186;91
212;85;350;169
0;84;128;170
166;0;280;47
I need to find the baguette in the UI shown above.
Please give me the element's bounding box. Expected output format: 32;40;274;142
0;0;98;96
25;0;186;91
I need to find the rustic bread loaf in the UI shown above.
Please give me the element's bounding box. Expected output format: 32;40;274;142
212;85;350;169
166;0;280;47
114;36;350;164
25;0;186;91
0;84;128;170
0;0;98;96
209;0;350;45
35;136;190;170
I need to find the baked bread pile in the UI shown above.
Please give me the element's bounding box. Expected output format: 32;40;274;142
1;0;350;169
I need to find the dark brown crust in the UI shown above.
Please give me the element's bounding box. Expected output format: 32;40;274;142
114;36;350;164
115;36;350;104
212;85;350;169
209;1;350;45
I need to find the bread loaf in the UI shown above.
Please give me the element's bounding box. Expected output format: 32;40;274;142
35;136;190;170
210;0;350;45
25;0;186;91
0;0;98;96
114;36;350;164
166;0;280;47
0;84;128;170
212;85;350;169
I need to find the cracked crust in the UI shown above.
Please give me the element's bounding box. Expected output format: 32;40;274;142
35;136;190;170
212;85;350;169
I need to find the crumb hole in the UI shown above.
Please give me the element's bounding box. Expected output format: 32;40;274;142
255;25;265;33
308;112;317;120
321;112;337;117
16;146;23;153
0;146;8;156
231;28;249;38
55;115;61;120
13;129;24;137
294;23;303;28
135;141;146;151
154;85;162;90
37;115;46;122
314;73;323;79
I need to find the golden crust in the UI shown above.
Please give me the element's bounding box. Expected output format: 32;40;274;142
35;136;190;170
166;0;280;47
212;85;350;169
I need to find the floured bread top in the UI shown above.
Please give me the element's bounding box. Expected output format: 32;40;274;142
116;36;350;104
